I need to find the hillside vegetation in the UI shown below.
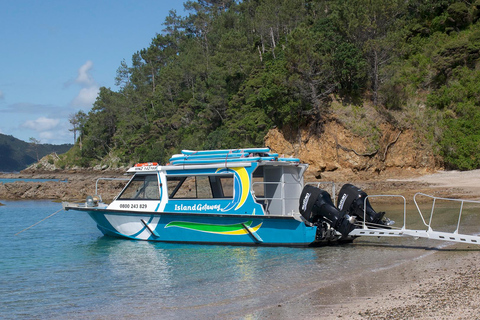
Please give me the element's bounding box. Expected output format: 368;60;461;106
0;134;71;172
64;0;480;171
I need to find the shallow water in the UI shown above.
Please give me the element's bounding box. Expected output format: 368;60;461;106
1;199;478;319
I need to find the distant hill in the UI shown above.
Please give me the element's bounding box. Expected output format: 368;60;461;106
0;134;72;172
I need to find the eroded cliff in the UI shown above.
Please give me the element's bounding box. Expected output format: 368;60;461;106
265;118;437;181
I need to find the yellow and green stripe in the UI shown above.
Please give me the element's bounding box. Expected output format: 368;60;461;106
165;220;262;235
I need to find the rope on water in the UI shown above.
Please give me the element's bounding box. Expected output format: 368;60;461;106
14;208;64;236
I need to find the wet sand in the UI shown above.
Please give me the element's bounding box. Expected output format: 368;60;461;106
248;170;480;319
248;245;479;319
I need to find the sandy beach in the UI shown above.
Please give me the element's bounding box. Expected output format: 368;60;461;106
247;243;479;319
248;170;480;319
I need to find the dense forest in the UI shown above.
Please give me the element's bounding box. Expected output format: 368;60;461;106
64;0;480;170
0;134;71;172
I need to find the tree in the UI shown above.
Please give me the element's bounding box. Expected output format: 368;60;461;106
69;111;87;148
64;0;480;170
333;0;407;105
29;137;40;161
284;26;336;121
80;87;119;161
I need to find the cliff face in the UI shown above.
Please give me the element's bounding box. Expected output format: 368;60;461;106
264;119;437;180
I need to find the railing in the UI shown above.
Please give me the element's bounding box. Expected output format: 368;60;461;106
305;181;336;203
349;193;480;245
251;181;336;216
95;177;131;202
356;194;406;230
413;192;480;234
251;181;302;216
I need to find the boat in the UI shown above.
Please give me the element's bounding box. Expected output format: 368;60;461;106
63;148;480;246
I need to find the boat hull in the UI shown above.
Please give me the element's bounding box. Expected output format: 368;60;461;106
79;208;317;246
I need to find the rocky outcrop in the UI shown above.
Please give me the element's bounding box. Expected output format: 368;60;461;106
0;172;126;202
20;153;128;174
265;120;436;179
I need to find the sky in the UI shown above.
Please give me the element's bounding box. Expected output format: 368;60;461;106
0;0;187;145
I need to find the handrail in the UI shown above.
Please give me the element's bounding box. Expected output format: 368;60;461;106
362;195;406;229
95;177;131;201
251;181;302;215
349;193;480;245
251;181;299;199
413;192;480;234
306;181;336;203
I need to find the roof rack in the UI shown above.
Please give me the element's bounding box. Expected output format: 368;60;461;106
168;148;300;166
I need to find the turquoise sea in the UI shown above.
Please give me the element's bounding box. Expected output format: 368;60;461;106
1;199;476;319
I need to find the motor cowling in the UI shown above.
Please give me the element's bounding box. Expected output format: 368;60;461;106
299;185;355;237
337;184;386;225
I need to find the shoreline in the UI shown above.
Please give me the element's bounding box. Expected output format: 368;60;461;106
2;169;480;319
248;244;479;319
2;168;480;201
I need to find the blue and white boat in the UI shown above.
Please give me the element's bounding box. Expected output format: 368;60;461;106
63;148;480;246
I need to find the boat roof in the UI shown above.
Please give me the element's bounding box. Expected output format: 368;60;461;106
127;148;304;173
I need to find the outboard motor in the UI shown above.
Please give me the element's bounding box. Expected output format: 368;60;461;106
337;184;389;226
299;185;356;238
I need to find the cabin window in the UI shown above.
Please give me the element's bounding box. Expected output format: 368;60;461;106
117;174;160;200
216;176;234;198
252;166;266;198
167;175;233;199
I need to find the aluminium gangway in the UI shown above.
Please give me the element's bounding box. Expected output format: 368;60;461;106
349;193;480;245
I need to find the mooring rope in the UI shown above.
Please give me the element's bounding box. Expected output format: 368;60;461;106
14;208;64;236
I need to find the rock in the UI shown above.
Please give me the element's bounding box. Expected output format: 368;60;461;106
264;119;436;179
0;172;125;202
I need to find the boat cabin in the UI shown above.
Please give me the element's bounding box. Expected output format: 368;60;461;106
108;149;307;217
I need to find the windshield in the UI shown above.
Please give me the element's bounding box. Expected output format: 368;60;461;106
117;174;160;200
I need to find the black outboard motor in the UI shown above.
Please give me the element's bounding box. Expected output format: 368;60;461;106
299;185;355;237
337;184;387;225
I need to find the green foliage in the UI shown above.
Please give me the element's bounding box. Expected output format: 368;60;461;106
61;0;480;170
440;102;480;170
426;67;480;169
222;71;275;147
0;134;71;172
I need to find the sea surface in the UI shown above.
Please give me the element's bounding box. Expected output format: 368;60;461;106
1;199;478;319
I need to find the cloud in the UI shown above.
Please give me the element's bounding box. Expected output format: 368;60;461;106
75;60;96;87
72;86;99;107
0;90;4;100
19;116;73;144
69;61;100;108
38;130;57;141
21;117;60;132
